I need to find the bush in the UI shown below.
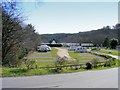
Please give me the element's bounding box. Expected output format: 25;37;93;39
91;48;97;51
85;62;92;69
53;57;67;73
73;59;80;70
55;57;67;66
51;67;62;73
91;58;99;68
23;58;36;70
104;59;113;67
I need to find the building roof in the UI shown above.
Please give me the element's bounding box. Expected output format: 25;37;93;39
51;40;57;44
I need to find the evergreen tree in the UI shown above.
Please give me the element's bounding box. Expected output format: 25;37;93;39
102;37;110;48
110;38;118;49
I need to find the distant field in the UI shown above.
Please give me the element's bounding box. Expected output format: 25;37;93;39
92;49;119;56
68;51;105;61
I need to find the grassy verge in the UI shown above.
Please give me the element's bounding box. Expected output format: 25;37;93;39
68;51;105;61
68;51;85;60
2;58;119;77
51;47;59;58
1;62;119;77
93;49;119;56
36;62;54;67
1;67;52;77
27;47;58;61
31;58;54;60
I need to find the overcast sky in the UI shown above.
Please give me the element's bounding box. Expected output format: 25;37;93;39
19;1;118;34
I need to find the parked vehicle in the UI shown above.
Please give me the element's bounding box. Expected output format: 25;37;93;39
37;45;51;52
68;46;78;51
75;46;87;53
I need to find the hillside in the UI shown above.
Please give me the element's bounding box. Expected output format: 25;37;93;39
41;27;119;45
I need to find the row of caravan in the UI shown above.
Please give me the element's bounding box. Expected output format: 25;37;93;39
37;45;51;52
37;45;87;53
69;46;87;53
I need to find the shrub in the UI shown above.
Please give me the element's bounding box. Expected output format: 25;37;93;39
53;57;67;73
85;62;92;69
91;48;97;51
73;59;80;70
91;58;99;68
104;59;113;67
55;57;67;65
23;58;36;70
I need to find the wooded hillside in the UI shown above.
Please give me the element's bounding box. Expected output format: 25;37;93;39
41;25;120;45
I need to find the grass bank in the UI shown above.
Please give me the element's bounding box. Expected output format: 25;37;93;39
27;47;58;60
1;62;119;77
92;49;119;56
68;51;105;61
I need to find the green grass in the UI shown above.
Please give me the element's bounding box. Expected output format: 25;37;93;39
1;67;52;77
2;48;119;77
31;58;54;60
93;49;119;56
1;47;60;77
36;62;54;67
68;51;105;61
51;47;59;58
27;47;58;61
1;58;120;77
68;51;85;60
1;62;54;77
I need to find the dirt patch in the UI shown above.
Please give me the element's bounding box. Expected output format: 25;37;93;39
56;48;76;62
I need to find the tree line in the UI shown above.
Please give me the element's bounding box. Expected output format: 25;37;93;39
2;2;41;67
41;24;120;47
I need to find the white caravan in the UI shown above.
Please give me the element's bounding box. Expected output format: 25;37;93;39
69;46;78;51
75;46;87;53
37;45;51;52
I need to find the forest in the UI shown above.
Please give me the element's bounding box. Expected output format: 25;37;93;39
41;24;120;45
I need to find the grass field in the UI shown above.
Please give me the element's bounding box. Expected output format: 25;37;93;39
1;48;59;77
1;47;120;77
51;47;59;58
36;62;54;67
92;49;119;56
27;47;58;60
68;51;105;61
1;59;119;77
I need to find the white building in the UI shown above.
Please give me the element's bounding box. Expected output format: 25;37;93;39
63;43;80;47
81;43;93;47
51;40;57;44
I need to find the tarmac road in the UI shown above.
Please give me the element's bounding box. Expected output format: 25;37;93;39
2;68;118;88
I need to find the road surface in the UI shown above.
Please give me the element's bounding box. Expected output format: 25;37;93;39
2;68;118;88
